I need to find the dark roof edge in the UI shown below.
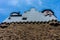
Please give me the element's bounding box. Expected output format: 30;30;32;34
41;9;57;18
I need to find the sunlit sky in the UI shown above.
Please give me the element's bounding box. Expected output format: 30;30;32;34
0;0;60;23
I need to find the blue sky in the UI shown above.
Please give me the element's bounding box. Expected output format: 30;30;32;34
0;0;60;23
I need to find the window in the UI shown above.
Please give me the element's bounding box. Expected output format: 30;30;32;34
22;17;27;20
8;17;11;19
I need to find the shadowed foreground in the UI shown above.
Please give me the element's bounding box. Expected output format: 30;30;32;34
0;21;60;40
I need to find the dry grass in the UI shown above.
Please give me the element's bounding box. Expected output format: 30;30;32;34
0;22;60;40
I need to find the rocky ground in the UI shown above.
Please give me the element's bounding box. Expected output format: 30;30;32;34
0;22;60;40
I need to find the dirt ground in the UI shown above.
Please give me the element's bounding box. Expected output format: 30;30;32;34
0;22;60;40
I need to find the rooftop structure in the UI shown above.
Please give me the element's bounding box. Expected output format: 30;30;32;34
3;8;57;23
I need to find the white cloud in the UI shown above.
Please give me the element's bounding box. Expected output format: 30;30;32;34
0;8;4;11
25;0;42;6
7;0;19;6
0;8;8;13
0;8;5;13
38;0;42;6
26;0;33;5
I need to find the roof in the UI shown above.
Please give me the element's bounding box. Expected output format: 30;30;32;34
10;12;22;17
3;8;57;23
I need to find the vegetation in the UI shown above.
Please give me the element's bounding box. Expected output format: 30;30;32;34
0;20;60;40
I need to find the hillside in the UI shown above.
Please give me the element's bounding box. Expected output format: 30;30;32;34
0;20;60;40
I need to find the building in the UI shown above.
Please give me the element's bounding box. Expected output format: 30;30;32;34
3;8;57;23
